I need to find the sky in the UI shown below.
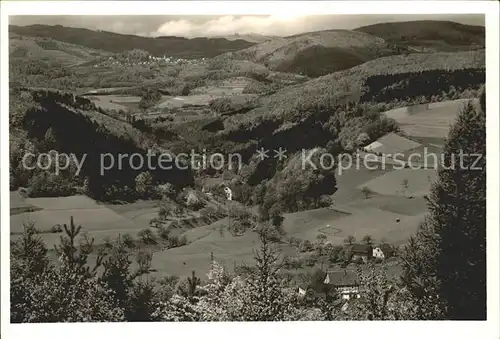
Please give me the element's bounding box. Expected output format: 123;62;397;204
9;14;485;38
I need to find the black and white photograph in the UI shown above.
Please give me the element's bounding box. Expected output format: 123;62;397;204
1;1;499;337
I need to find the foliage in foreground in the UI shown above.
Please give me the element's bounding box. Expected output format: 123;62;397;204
11;218;439;322
400;88;486;320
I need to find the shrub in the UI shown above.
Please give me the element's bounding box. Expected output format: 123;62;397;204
316;234;327;243
173;206;185;218
362;234;374;245
158;206;170;219
354;256;364;265
299;240;313;253
122;234;135;248
200;206;219;221
167;235;180;248
361;186;373;199
157;226;170;240
51;224;63;233
186;191;205;210
169;220;181;229
343;235;356;245
157;183;176;198
228;207;254;236
355;132;371;147
149;218;162;228
135;172;154;197
103;237;114;249
27;172;76;197
136;250;153;273
137;229;157;245
318;195;333;207
304;254;318;267
178;235;188;247
287;236;301;247
139;88;162;111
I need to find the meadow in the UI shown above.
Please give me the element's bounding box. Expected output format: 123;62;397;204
144;165;432;278
10;158;434;278
10;194;152;248
383;98;480;139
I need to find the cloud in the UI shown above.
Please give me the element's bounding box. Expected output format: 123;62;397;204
10;14;484;38
154;15;311;37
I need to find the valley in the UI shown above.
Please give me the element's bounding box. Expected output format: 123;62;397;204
8;17;487;321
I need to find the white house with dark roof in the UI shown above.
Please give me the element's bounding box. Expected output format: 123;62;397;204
372;247;385;259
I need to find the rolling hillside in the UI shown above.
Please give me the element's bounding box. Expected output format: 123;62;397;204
356;20;485;52
230;29;393;77
223;49;485;133
9;24;256;58
9;33;110;66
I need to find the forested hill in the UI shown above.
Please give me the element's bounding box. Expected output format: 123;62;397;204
9;24;256;58
355;20;485;51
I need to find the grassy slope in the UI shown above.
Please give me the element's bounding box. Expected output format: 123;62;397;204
9;24;256;58
9;33;110;66
387;98;481;139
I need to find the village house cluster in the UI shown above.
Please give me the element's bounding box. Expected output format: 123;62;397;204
93;54;207;68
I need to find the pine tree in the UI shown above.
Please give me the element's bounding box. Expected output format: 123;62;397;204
401;90;486;320
54;216;102;275
187;270;201;302
432;95;486;319
400;219;445;319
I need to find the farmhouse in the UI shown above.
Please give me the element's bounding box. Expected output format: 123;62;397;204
372;242;397;260
224;187;233;201
327;270;360;300
297;285;307;297
379;243;395;257
350;244;372;263
372;247;385;259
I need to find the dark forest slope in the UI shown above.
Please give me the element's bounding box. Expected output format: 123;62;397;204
355;20;485;52
9;24;256;58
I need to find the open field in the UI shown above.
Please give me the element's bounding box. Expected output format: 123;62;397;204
323;207;423;245
359;168;437;197
145;163;434;278
10;195;147;248
283;204;423;246
10;191;43;215
165;160;433;278
149;204;423;278
156;94;214;109
149;218;261;278
87;95;143;112
383;99;479;139
190;77;251;96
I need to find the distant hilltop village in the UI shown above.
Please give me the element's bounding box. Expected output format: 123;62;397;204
95;52;207;68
